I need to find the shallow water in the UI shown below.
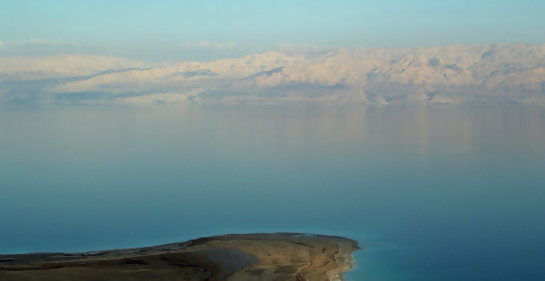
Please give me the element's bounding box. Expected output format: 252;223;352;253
1;104;544;281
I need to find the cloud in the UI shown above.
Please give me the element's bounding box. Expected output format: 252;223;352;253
277;42;320;50
26;39;62;45
0;39;81;56
12;39;78;48
180;41;236;49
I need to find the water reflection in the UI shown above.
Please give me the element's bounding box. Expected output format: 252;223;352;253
0;104;544;281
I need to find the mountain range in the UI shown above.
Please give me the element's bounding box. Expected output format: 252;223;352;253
1;43;544;105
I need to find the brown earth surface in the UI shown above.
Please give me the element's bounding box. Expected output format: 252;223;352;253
0;233;359;281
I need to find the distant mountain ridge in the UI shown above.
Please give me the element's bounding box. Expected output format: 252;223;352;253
1;43;544;104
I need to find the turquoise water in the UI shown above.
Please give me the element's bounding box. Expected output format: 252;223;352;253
1;104;544;280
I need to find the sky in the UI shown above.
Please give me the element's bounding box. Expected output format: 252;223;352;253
1;0;545;61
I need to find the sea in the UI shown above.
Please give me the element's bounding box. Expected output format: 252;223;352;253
1;103;544;281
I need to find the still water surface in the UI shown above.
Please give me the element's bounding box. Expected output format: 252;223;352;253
1;104;544;281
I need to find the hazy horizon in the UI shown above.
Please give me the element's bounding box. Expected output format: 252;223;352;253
2;1;545;61
2;1;545;105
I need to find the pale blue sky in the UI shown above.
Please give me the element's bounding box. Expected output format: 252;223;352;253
1;0;544;61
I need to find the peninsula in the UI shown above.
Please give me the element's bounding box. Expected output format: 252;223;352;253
0;233;359;281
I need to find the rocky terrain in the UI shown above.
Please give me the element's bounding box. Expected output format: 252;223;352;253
0;233;359;281
1;43;544;104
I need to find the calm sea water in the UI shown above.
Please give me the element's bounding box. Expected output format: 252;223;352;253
1;104;544;281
